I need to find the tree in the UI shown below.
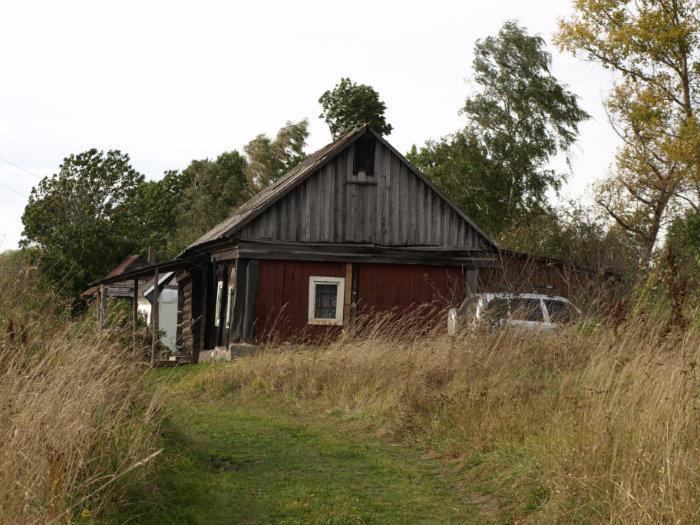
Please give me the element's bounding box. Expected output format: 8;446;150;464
21;149;145;298
407;131;509;234
595;83;689;267
464;20;589;222
169;151;252;253
244;120;309;191
318;78;393;138
410;21;588;237
498;200;639;276
557;0;700;265
129;169;189;260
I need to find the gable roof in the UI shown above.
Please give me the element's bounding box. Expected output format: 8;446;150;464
81;254;150;298
143;271;177;302
184;125;497;254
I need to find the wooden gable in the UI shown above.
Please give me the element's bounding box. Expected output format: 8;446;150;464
238;133;492;251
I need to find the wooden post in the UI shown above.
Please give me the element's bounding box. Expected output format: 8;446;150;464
464;269;478;295
98;285;107;330
343;262;353;326
241;260;259;343
132;277;139;358
149;248;159;367
197;268;208;359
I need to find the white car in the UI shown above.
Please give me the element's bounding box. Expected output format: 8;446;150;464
447;293;581;335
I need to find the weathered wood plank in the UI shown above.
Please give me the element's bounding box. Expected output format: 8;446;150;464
382;143;391;244
236;240;497;267
151;264;159;366
334;155;344;242
343;262;353;324
391;154;400;244
400;163;409;244
235;137;488;250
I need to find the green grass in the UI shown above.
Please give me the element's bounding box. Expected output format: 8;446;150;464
109;380;484;524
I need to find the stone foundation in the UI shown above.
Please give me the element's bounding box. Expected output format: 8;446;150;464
197;344;257;363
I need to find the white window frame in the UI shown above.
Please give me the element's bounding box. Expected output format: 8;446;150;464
224;284;235;329
214;280;224;327
308;276;345;326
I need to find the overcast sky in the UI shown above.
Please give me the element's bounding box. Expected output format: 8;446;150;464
0;0;618;251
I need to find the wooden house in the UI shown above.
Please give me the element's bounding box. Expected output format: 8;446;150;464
88;126;614;361
82;255;150;302
480;249;619;299
173;125;499;358
85;256;181;353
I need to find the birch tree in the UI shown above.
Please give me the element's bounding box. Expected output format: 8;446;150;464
557;0;700;265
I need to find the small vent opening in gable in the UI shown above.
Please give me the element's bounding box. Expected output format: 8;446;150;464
352;135;375;177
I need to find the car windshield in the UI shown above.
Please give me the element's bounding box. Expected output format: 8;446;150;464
544;299;576;324
509;298;544;322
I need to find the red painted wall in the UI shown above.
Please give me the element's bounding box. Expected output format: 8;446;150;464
253;260;465;343
254;260;346;343
355;263;464;322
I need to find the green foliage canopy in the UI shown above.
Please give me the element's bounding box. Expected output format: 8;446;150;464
168;151;252;254
129;169;189;259
319;78;393;138
21;149;145;298
410;21;589;238
244;120;309;191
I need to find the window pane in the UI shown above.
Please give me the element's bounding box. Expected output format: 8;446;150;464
483;298;509;324
510;298;544;322
314;283;338;319
544;300;575;323
214;281;223;327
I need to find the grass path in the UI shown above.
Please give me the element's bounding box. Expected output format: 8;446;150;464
115;394;484;524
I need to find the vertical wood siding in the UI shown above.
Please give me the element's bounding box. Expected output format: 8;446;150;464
252;260;465;343
240;141;486;250
178;269;202;357
355;263;465;322
253;260;346;343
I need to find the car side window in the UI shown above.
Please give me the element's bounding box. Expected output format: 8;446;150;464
544;300;575;324
482;298;509;324
509;298;544;322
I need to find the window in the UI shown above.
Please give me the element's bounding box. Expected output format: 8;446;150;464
353;135;375;176
509;298;544;322
482;298;509;325
224;285;236;329
544;300;576;324
214;280;223;327
308;276;345;325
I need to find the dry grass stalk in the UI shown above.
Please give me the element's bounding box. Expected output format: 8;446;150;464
0;252;162;524
0;323;162;524
182;310;700;524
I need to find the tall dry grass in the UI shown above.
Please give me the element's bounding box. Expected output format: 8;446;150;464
182;313;700;524
0;251;162;524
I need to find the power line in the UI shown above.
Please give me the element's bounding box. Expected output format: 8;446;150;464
0;156;40;199
0;180;28;198
0;156;42;179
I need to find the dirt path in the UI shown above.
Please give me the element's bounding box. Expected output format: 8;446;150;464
111;396;484;524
